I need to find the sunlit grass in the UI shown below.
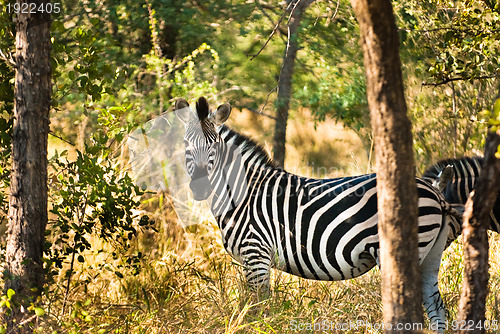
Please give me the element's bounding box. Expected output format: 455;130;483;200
8;110;499;333
35;212;500;334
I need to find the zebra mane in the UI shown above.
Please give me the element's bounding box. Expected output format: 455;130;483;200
422;156;484;180
219;126;277;169
195;97;210;120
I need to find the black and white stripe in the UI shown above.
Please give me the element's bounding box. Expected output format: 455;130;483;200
423;156;500;243
175;97;461;332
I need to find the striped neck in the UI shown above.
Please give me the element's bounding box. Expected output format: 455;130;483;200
209;126;278;217
218;126;277;169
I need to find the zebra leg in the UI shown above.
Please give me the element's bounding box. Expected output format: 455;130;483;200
242;247;272;298
421;223;450;333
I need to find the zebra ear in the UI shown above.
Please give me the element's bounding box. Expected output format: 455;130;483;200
432;164;454;192
211;103;231;126
174;98;192;125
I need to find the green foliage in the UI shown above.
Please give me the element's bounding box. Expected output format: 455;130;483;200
394;0;500;167
480;96;500;158
0;288;14;311
46;109;154;281
424;1;499;83
294;0;369;141
142;42;220;107
295;64;370;146
0;289;14;333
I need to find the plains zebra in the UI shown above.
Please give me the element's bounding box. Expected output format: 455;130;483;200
423;156;500;243
175;97;462;332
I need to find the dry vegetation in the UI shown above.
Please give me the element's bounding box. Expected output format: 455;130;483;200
18;111;500;333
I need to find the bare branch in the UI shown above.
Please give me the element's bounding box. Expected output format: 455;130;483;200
6;314;37;334
49;131;76;147
243;107;277;120
213;85;244;98
423;74;500;86
261;85;278;114
0;48;16;68
332;0;340;21
249;1;295;61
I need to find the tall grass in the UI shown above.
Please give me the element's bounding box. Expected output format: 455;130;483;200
7;110;500;333
34;209;500;333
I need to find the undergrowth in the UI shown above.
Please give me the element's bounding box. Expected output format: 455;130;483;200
1;111;498;334
23;197;500;333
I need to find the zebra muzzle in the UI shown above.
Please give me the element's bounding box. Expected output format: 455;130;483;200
189;177;212;201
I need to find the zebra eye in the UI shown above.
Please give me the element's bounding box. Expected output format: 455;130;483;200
207;151;215;173
186;159;194;175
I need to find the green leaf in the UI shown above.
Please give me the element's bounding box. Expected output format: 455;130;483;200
308;299;318;308
494;97;500;117
34;307;45;317
6;289;15;300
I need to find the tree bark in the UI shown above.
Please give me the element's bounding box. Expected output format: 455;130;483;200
3;0;51;332
272;0;314;168
350;0;423;331
457;94;500;333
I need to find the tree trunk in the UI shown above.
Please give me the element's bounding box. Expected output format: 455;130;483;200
350;0;423;331
272;0;314;168
457;94;500;334
3;0;51;332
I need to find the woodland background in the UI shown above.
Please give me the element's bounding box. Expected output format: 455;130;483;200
0;0;499;333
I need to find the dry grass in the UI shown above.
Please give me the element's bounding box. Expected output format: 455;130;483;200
35;212;500;334
10;110;500;333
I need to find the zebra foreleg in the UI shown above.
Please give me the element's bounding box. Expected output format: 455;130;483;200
421;223;450;333
242;249;272;298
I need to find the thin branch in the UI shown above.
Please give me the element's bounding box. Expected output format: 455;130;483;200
7;315;38;334
212;85;244;99
325;0;341;26
332;0;340;19
423;74;500;86
257;3;281;26
399;26;500;34
49;131;76;147
60;249;76;317
260;85;278;115
243;106;277;120
0;48;16;68
249;1;295;60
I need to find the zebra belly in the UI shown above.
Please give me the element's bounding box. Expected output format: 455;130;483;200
272;246;377;281
271;197;443;281
271;209;380;281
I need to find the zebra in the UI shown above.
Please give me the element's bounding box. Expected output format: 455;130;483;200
423;156;500;244
174;96;462;332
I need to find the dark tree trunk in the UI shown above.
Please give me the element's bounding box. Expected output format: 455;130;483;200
3;0;51;332
457;94;500;333
272;0;314;168
350;0;423;331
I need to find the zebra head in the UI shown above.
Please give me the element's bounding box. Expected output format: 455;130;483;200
174;97;232;201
